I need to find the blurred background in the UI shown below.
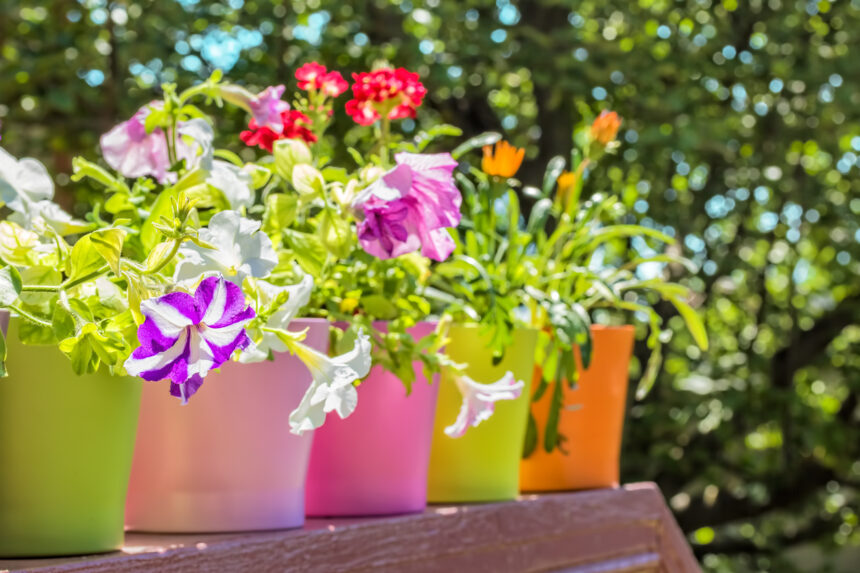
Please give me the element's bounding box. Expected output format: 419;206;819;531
1;1;858;571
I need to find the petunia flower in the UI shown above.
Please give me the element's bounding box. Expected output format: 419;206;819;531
0;147;54;212
444;371;525;438
207;160;254;210
238;274;314;363
288;329;372;435
124;275;255;403
100;102;172;183
220;84;291;133
0;148;88;234
354;152;462;261
174;210;278;286
101;104;214;183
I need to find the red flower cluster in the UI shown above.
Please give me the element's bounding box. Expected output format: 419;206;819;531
295;62;348;98
345;68;427;126
240;109;317;152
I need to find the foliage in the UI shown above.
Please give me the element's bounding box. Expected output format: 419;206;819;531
2;1;859;570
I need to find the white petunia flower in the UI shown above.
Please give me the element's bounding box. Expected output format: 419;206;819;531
0;147;54;212
0;148;87;234
444;371;525;438
174;210;278;286
208;160;254;210
238;274;314;363
288;329;372;435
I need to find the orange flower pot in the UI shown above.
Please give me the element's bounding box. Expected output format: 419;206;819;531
520;325;635;491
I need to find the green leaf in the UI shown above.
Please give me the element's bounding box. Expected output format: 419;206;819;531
522;412;538;459
262;193;298;237
274;139;312;180
346;147;365;167
360;294;399;320
542;155;566;196
89;228;126;276
527;198;553;234
141;188;179;251
668;295;709;351
319;209;353;259
71;157;130;194
0;266;23;306
283;229;327;277
451;132;502;159
543;379;564;453
291;164;325;196
66;236;105;284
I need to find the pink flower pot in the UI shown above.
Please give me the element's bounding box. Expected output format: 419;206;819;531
125;318;328;532
305;322;440;516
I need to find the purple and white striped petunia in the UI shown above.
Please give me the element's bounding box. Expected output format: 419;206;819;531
124;275;255;403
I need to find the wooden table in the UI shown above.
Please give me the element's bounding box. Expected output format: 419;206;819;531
0;482;700;572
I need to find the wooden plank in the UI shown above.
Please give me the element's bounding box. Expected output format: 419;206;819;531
0;483;700;573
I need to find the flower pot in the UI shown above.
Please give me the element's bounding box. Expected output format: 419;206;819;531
520;325;635;491
0;316;142;558
125;318;328;532
427;324;538;503
306;322;440;516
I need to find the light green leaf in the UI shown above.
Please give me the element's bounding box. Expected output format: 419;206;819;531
66;236;105;284
542;155;566;196
319;209;353;259
274;139;312;180
452;132;501;159
283;229;327;277
262;193;298;237
89;228;126;276
291;164;325;196
668;295;709;351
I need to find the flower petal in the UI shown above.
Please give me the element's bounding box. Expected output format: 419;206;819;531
444;371;524;438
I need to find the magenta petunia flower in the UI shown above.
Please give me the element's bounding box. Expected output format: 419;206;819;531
124;276;255;403
355;152;462;261
100;102;172;183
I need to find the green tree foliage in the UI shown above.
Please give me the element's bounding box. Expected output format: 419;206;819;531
1;1;858;570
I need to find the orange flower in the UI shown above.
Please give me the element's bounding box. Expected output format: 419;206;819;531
556;170;578;211
557;171;577;197
482;140;525;178
590;110;622;145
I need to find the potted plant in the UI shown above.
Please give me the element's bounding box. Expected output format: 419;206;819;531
0;147;143;557
518;111;708;491
259;64;461;517
0;71;373;537
424;137;546;503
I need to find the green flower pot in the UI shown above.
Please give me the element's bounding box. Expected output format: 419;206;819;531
427;324;538;503
0;317;142;558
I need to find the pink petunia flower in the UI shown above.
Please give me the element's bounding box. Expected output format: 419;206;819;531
100;102;172;183
355;152;462;261
247;85;291;132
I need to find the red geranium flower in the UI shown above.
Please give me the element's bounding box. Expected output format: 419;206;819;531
240;109;317;152
295;62;348;98
345;68;427;126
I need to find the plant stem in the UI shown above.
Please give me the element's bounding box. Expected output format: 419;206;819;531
8;304;51;328
379;117;391;166
21;266;110;293
144;239;181;275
